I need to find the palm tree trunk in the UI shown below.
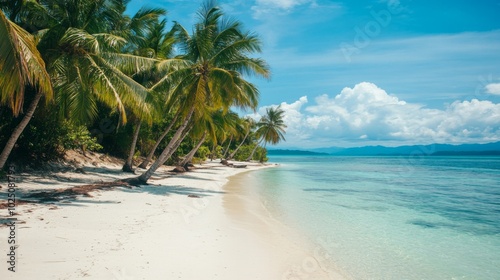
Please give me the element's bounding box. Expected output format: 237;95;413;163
222;136;233;158
180;131;207;168
228;129;250;159
246;139;263;161
137;105;195;183
122;120;142;172
0;90;43;169
138;110;179;169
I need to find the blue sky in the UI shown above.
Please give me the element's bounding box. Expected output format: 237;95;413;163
128;0;500;148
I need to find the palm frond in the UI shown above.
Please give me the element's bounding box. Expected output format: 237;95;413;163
101;52;158;75
0;11;53;116
59;27;100;54
94;33;127;50
225;57;270;78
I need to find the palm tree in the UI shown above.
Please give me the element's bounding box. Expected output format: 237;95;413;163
35;0;156;125
213;110;238;159
227;117;255;159
180;109;237;168
133;19;183;170
119;9;171;172
179;132;207;169
246;106;286;161
137;108;179;169
0;10;53;169
136;1;270;183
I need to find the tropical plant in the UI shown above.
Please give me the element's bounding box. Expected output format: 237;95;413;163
227;117;255;159
34;0;156;125
179;109;238;168
119;8;170;172
62;121;103;155
127;18;181;170
136;1;269;183
246;106;286;161
0;10;53;169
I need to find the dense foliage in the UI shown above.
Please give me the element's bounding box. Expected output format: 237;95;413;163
0;0;286;174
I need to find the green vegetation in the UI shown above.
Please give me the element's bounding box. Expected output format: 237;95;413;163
0;0;286;180
62;121;103;156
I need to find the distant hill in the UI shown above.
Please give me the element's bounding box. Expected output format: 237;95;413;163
295;141;500;156
267;149;329;156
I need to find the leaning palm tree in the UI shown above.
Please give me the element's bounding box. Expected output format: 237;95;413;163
0;10;53;169
133;19;183;170
118;9;170;172
246;106;286;161
136;1;270;184
180;109;237;168
227;117;255;159
215;110;238;159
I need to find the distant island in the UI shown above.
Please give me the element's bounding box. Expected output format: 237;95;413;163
267;149;329;156
270;141;500;156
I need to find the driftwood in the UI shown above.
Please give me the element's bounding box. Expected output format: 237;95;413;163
221;159;246;168
172;166;186;173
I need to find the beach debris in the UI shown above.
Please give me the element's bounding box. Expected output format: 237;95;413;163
25;181;132;202
221;159;235;167
172;166;186;173
75;167;86;174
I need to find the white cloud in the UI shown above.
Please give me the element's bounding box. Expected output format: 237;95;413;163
255;82;500;148
485;83;500;95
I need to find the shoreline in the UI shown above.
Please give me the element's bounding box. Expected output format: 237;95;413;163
225;171;351;280
0;157;333;279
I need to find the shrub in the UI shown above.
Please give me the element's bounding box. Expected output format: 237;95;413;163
233;144;268;162
195;146;210;161
62;121;103;155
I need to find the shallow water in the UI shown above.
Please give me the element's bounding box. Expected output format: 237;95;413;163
251;156;500;279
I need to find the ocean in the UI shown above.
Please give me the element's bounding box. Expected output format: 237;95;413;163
248;155;500;279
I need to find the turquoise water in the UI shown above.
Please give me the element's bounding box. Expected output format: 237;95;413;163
252;156;500;279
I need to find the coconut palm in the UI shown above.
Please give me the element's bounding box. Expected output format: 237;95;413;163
180;109;238;168
227;117;255;159
133;19;183;169
136;1;270;183
246;106;286;161
118;10;172;172
35;0;156;125
220;113;242;158
0;10;53;169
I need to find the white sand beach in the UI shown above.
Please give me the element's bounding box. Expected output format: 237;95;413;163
0;152;334;279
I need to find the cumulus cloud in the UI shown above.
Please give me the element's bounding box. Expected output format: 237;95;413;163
251;0;315;18
485;83;500;95
255;82;500;148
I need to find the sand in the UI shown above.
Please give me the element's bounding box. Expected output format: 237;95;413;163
0;152;335;279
